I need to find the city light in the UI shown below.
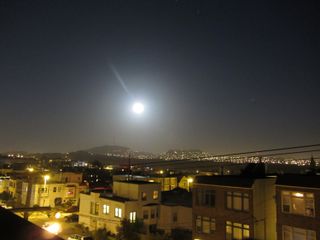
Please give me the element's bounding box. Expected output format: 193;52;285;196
44;175;50;185
293;192;304;198
55;212;62;219
42;222;62;235
132;102;144;114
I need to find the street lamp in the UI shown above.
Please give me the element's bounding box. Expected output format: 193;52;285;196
44;175;50;186
187;177;193;192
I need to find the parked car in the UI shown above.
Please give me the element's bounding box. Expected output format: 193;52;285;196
67;234;93;240
64;213;79;222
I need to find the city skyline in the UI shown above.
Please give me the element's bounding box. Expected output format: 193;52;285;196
1;0;320;153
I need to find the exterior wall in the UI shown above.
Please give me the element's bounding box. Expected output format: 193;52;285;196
21;182;86;207
252;178;276;240
158;205;192;234
51;172;83;183
112;175;177;192
79;182;161;235
193;183;254;240
149;177;177;191
178;176;193;191
0;176;10;193
79;192;127;234
113;181;161;205
276;185;320;240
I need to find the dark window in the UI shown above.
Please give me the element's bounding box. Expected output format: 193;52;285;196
53;187;57;192
196;189;215;207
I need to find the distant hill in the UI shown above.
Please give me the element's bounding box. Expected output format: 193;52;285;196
85;145;130;155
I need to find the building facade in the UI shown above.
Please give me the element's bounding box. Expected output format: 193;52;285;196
276;175;320;240
193;175;276;240
78;180;161;235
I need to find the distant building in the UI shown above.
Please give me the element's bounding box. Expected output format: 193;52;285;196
276;174;319;240
178;176;194;191
2;172;87;207
193;173;276;240
113;175;178;191
78;180;161;235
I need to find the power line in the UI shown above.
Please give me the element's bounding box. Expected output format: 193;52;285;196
131;143;320;167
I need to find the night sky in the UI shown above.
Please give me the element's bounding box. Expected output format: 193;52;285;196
1;0;320;153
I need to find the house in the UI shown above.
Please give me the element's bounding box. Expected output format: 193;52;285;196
276;174;319;240
78;180;161;235
192;166;276;240
158;187;192;234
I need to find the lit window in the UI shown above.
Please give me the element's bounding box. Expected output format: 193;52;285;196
195;216;216;234
115;207;122;218
281;191;315;217
226;192;249;211
226;221;250;240
282;225;316;240
129;212;136;222
102;204;109;214
141;192;147;201
90;202;99;215
153;191;159;200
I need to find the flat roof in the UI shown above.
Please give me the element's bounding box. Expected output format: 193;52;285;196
276;174;320;189
115;180;159;185
100;195;131;203
195;175;270;188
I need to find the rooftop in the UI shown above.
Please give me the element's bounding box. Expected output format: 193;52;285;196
276;174;320;189
161;187;192;207
100;195;131;203
116;180;159;185
195;175;270;188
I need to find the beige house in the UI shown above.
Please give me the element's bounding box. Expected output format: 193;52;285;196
78;180;161;235
2;172;87;207
157;188;192;234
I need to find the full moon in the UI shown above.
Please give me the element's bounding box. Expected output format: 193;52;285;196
132;102;144;114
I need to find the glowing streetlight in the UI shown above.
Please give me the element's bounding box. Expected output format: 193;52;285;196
44;175;50;185
132;102;144;114
187;177;193;192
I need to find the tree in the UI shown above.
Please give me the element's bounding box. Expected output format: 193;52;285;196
116;219;144;240
92;228;110;240
0;191;11;201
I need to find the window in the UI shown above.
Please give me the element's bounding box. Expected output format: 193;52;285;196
195;216;216;234
153;191;159;200
141;192;147;201
281;191;315;217
115;207;122;218
143;210;148;219
102;204;109;214
90;202;99;215
172;212;177;222
129;211;136;222
195;189;215;207
226;192;249;211
39;187;48;193
151;209;155;219
282;225;316;240
53;187;57;192
226;221;250;240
